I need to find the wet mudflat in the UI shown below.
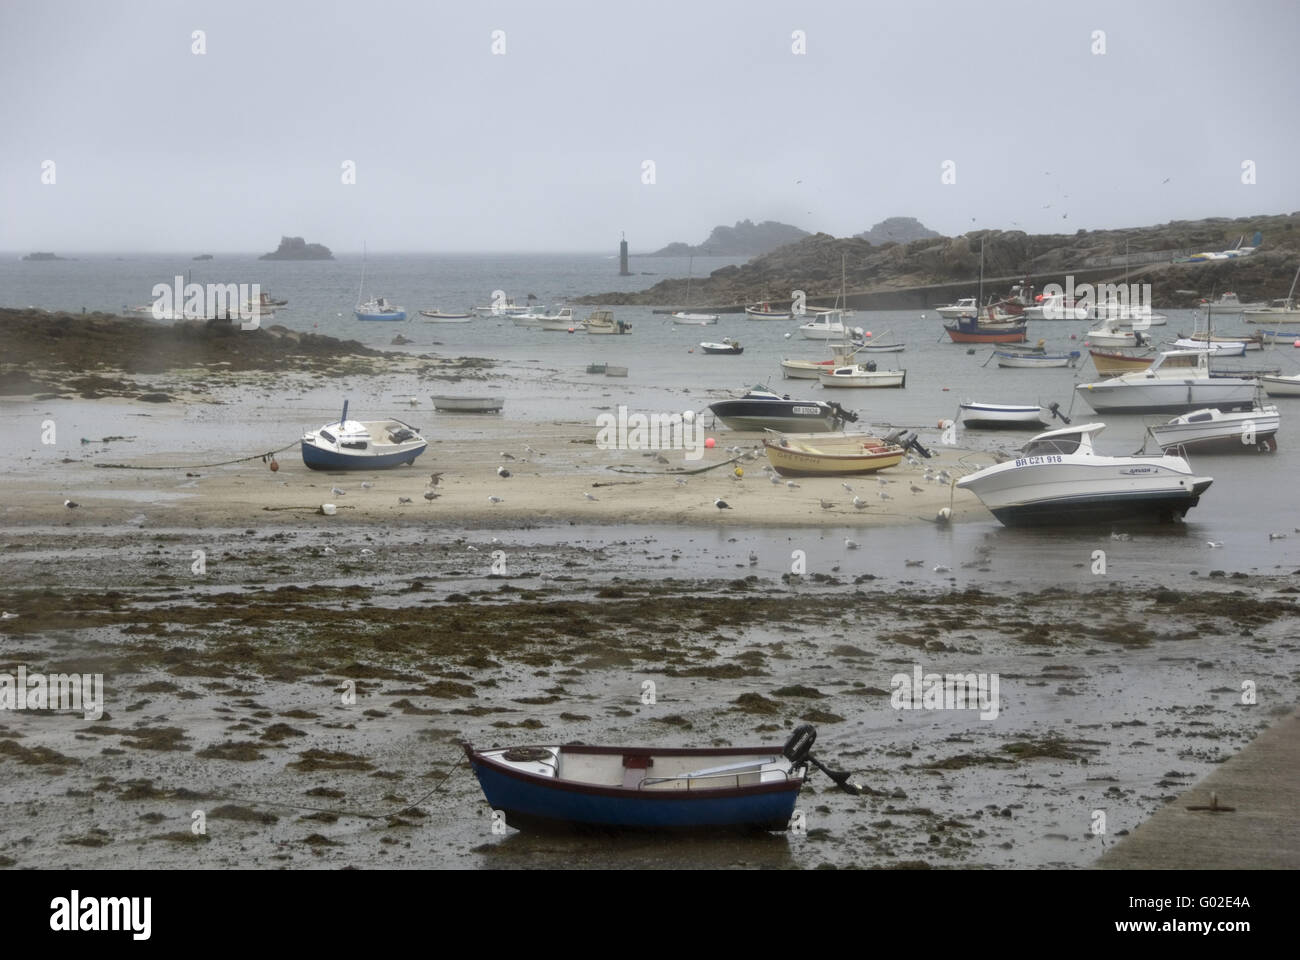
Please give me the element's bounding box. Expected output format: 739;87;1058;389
1;525;1296;869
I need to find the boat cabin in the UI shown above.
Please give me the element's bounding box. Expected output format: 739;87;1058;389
1018;422;1105;457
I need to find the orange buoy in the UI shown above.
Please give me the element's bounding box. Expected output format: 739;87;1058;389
705;437;716;449
269;457;279;472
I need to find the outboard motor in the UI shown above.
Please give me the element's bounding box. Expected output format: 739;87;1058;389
1046;401;1071;425
827;401;859;425
864;360;878;372
885;427;933;459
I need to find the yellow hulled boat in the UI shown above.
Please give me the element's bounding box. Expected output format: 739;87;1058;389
762;431;906;477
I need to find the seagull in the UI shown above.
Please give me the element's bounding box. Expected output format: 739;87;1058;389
423;491;440;501
714;498;732;510
500;452;516;461
408;397;419;406
1206;541;1223;548
64;499;79;509
429;472;444;487
877;477;891;486
497;466;511;478
770;475;782;485
845;538;860;550
935;507;952;524
786;480;800;489
841;482;854;493
524;445;537;456
330;486;346;496
398;497;413;504
584;492;598;501
879;491;892;501
361;481;373;489
852;496;867;509
675;477;688;486
933;564;951;573
488;495;504;503
656;454;670;465
1268;532;1287;540
910;485;924;495
819;499;834;510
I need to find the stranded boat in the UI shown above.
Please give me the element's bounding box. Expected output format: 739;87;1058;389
762;430;906;477
959;401;1071;430
956;422;1213;527
1075;350;1258;414
300;401;426;469
1150;405;1280;453
708;386;857;433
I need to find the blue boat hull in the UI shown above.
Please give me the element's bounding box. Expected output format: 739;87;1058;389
468;758;800;832
300;441;425;470
355;310;408;321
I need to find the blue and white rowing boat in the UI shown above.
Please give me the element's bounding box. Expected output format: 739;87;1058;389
464;725;855;832
300;401;427;470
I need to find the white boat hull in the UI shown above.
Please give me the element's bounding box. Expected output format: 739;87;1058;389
1151;406;1279;452
1076;379;1258;413
1262;375;1300;397
818;368;906;389
959;403;1053;429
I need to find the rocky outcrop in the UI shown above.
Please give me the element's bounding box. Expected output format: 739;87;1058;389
258;236;334;261
648;220;809;257
578;213;1300;307
855;217;942;245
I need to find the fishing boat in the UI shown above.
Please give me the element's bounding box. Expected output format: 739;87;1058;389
700;338;743;354
1084;317;1149;348
245;291;288;312
584;309;632;335
780;355;848;379
1150;405;1279;453
708;387;857;432
959;401;1070;430
300;401;426;469
936;297;978;320
854;332;905;353
419;310;474;322
745;302;792;320
1261;374;1300;397
474;297;531;317
1075;350;1258;414
993;347;1080;368
463;725;850;833
762;430;906;477
818;363;906;388
943;316;1028;343
430;395;506;412
956;422;1213;527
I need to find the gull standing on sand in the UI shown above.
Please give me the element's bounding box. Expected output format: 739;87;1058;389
500;452;516;461
819;499;834;510
841;482;854;493
64;499;79;509
714;498;732;510
879;491;892;501
845;538;860;550
429;472;444;487
675;477;688;486
584;492;598;501
361;481;373;489
488;495;504;504
852;496;867;509
331;486;346;496
398;497;412;504
423;491;439;501
497;466;511;478
786;480;800;489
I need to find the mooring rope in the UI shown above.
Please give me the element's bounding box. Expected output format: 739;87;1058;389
93;439;300;470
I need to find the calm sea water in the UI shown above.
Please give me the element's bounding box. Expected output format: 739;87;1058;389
4;251;1300;576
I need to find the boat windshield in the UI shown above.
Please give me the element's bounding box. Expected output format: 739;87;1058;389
1021;435;1081;456
319;429;336;443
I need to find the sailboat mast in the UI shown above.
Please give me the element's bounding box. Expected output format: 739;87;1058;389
1287;262;1300;307
357;242;367;306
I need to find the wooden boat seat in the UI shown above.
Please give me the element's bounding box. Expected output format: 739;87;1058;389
622;754;652;789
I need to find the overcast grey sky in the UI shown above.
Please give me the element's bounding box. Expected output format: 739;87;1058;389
2;0;1297;253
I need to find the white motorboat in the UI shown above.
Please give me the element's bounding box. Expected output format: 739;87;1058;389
700;338;743;354
1261;374;1300;398
1243;264;1300;322
1084;318;1149;348
1199;292;1265;316
959;401;1070;430
994;347;1080;368
818;363;906;389
1075;350;1258;414
1177;331;1262;352
798;311;849;340
708;387;857;432
536;307;579;331
956;422;1213;527
936;297;978;320
671;312;719;325
1150;405;1279;453
745;302;792;320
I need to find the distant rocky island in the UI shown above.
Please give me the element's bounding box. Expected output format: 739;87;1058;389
649;219;810;257
855;217;942;245
22;252;72;261
578;212;1300;308
192;254;213;261
258;236;334;261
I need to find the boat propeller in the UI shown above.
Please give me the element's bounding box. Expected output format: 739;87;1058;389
782;724;866;796
884;428;933;459
827;401;859;424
